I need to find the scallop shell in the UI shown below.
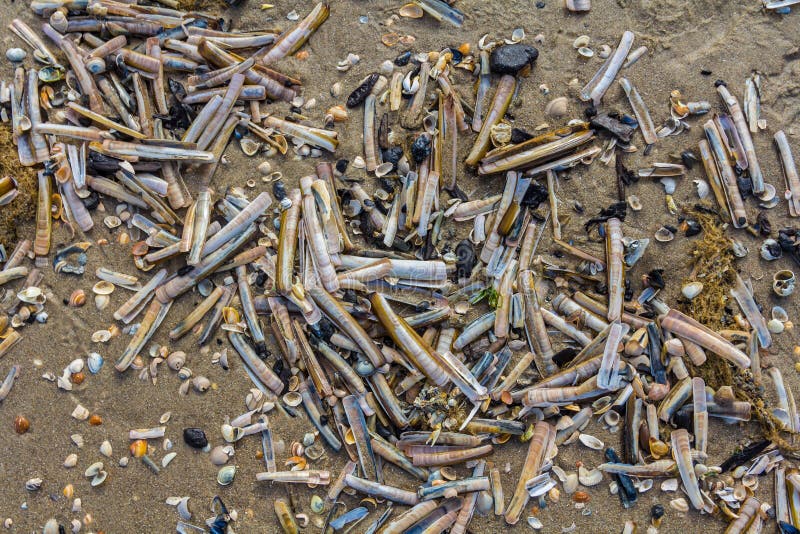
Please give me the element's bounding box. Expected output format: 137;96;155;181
92;281;115;295
104;216;122;229
654;226;675;242
99;440;112;458
578;465;602;486
577;47;594;58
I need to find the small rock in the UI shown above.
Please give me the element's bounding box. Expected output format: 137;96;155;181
489;44;539;75
183;428;208;449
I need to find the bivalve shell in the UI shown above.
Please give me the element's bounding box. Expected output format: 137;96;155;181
654;226;675;242
92;281;115;295
772;306;789;323
681;282;703;300
578;434;604;450
17;287;44;304
767;319;785;334
773;270;795;297
545;97;568;118
217;465;237;486
68;289;86;307
398;3;423;18
283;391;302;407
578;466;602;486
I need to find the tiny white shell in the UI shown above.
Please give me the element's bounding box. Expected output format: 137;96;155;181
99;440;112;458
63;454;78;468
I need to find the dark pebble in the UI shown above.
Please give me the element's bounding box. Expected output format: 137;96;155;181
183;427;208;449
411;135;432;163
684;219;702;237
536;0;546;7
651;504;665;520
489;44;539;75
510;128;533;144
272;180;287;201
335;159;349;174
394;50;412;67
82;191;100;211
455;240;476;279
381;146;404;169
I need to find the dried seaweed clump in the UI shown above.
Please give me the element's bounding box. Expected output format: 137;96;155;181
0;126;37;248
680;206;800;453
680;207;736;329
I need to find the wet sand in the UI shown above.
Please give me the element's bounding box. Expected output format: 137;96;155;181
0;0;799;532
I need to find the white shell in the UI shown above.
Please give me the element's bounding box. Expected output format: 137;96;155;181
661;478;679;492
578;434;604;450
545;97;568;118
71;405;89;420
694;179;710;199
578;465;603;486
162;452;177;467
773;270;796;297
91;330;111;343
99;440;112;458
681;282;704;300
527;516;543;530
638;478;654;493
92;281;115;295
573;35;590;49
772;306;789;323
63;454;78;468
767;319;785;334
670;498;689;513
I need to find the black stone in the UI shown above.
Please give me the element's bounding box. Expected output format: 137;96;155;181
381;146;404;169
489;44;539;75
394;50;412;67
455;240;476;279
183;427;208;449
411;135;432;163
